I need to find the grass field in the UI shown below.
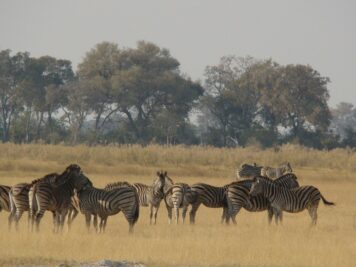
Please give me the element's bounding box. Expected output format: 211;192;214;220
0;144;355;267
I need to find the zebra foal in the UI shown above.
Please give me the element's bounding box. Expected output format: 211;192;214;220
249;177;334;225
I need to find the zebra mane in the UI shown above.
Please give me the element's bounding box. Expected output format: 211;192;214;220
104;181;131;190
30;173;58;186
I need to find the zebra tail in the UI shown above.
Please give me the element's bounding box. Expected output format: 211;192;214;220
9;191;15;214
132;190;140;225
321;194;335;206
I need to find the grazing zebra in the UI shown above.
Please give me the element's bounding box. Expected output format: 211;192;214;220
164;182;193;224
249;177;334;225
189;183;230;224
226;173;300;225
236;163;262;180
260;162;293;179
131;171;171;225
29;164;92;232
0;185;11;213
8;183;32;230
74;182;139;233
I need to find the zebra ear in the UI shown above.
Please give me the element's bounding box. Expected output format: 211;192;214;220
156;171;160;176
164;171;167;176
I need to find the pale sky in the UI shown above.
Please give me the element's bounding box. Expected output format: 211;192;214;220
0;0;355;106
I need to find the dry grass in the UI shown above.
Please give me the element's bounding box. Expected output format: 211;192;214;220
0;144;355;267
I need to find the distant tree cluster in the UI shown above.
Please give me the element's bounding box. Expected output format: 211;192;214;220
0;42;354;148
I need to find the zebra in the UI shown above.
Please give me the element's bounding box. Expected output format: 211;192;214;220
29;164;92;232
189;183;230;224
260;162;293;179
236;163;262;180
226;173;300;225
131;171;171;225
249;176;334;225
0;185;11;214
74;182;139;233
164;182;193;224
8;183;32;230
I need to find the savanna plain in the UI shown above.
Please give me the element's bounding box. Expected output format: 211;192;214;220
0;144;355;267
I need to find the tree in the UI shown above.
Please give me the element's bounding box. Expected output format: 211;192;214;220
200;56;261;146
0;50;29;142
260;64;331;143
111;41;203;144
77;42;121;140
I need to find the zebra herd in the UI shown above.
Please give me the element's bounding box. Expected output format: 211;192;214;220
0;162;334;233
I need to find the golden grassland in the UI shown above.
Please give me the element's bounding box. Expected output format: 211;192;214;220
0;143;355;267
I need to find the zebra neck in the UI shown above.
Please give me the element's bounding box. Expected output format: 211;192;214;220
263;182;277;202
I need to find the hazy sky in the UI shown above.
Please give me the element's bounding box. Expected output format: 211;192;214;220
0;0;355;106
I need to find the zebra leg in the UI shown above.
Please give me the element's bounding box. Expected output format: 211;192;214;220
308;202;319;226
230;206;242;225
189;203;200;224
93;214;99;233
85;213;91;232
8;210;15;230
67;209;78;230
182;206;188;224
167;206;173;224
34;211;45;232
152;203;160;225
267;208;273;225
15;210;24;231
102;217;108;233
174;206;179;224
222;206;231;224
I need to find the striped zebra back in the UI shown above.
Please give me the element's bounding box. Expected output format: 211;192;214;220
0;185;11;212
190;183;229;208
237;163;262;180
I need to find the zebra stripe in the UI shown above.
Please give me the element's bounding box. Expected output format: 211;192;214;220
250;177;334;225
260;162;293;179
29;164;92;232
189;183;230;224
164;183;193;224
226;174;299;224
236;163;262;180
75;184;139;233
0;185;11;213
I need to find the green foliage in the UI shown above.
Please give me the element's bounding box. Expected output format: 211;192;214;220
0;44;354;149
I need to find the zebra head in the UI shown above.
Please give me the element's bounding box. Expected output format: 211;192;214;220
249;177;265;197
153;171;168;197
54;164;92;191
286;162;293;173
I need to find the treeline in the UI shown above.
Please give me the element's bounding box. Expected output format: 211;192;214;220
0;41;355;148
